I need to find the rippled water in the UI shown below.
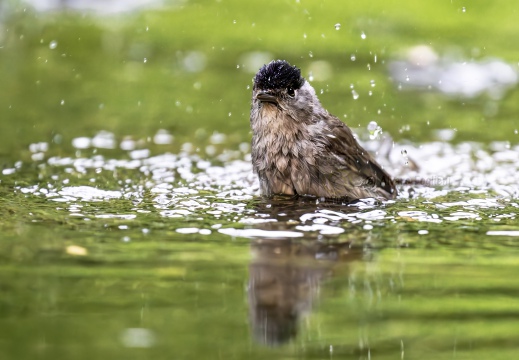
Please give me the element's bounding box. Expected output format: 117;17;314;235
9;131;519;242
3;133;519;358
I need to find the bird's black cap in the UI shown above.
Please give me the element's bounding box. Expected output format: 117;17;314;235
254;60;305;91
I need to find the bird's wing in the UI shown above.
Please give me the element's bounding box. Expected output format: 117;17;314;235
311;117;397;199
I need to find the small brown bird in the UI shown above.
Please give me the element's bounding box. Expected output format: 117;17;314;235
250;60;397;201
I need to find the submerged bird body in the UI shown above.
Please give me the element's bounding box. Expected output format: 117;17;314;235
250;60;397;201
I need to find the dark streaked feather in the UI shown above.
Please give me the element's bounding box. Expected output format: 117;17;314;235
254;60;305;91
313;116;396;199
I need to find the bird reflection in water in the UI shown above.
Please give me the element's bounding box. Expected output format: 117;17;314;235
246;195;382;346
248;236;364;346
248;199;363;346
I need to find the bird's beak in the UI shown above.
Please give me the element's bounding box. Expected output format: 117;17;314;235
256;91;278;104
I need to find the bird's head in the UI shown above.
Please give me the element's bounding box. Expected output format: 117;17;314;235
252;60;321;123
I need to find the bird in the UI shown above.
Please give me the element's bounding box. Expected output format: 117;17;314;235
250;60;397;201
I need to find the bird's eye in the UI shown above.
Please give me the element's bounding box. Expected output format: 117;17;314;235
287;88;295;97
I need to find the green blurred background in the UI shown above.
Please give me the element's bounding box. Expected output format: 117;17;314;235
1;0;519;161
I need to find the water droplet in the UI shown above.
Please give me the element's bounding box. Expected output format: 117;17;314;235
405;75;410;82
303;33;307;39
367;121;378;132
368;91;372;96
49;40;58;49
143;58;147;63
320;89;324;94
309;51;313;58
60;99;65;105
367;63;371;70
352;90;359;100
308;71;314;81
461;7;466;12
350;54;356;61
515;129;518;135
233;20;237;24
236;64;240;68
360;32;366;40
146;26;149;31
401;149;408;156
367;121;382;140
334;23;341;30
228;112;232;117
370;80;376;87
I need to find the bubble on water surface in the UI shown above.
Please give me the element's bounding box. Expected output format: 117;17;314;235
218;228;303;238
120;328;156;348
486;231;519;236
29;142;48;153
130;149;150;159
92;131;116;149
210;132;227;144
153;129;174;145
176;228;200;234
72;137;91;149
120;139;136;151
46;186;123;202
296;224;345;235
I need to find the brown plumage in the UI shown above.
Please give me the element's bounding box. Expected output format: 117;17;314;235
250;60;397;201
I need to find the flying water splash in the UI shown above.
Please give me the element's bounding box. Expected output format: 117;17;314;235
5;130;519;242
